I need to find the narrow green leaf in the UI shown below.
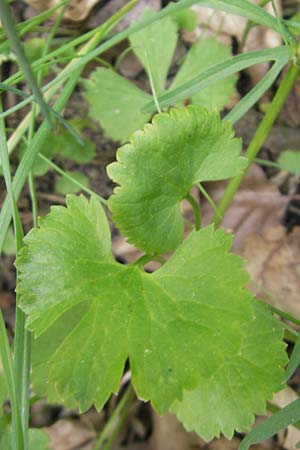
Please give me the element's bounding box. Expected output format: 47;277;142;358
285;331;300;382
171;37;236;110
239;399;300;450
143;47;291;112
0;0;53;125
107;106;246;254
129;8;178;94
16;196;286;438
0;363;7;406
84;68;152;142
277;150;300;174
225;54;289;124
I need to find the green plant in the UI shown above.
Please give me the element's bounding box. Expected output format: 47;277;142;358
0;1;300;450
84;8;236;142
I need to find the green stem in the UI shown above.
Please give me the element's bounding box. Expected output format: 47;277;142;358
213;61;300;227
197;183;222;221
94;384;135;450
185;193;201;230
254;157;280;169
0;313;23;450
0;100;25;449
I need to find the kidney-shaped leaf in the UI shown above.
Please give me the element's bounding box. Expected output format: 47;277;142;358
16;196;286;439
107;106;246;254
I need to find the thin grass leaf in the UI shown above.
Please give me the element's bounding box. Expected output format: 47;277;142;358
225;50;290;124
239;399;300;450
0;1;53;126
142;46;291;112
284;331;300;382
0;0;68;39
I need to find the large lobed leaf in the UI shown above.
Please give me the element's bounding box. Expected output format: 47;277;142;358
107;105;246;254
16;195;286;439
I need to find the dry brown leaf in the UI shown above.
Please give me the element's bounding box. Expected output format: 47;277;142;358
45;419;95;450
150;412;205;450
279;80;300;127
202;164;291;252
242;225;300;318
85;0;160;32
23;0;100;21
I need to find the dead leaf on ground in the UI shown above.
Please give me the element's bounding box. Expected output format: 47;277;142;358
202;164;291;252
45;418;95;450
23;0;101;21
85;0;160;32
184;1;282;87
279;80;300;127
150;412;205;450
242;225;300;318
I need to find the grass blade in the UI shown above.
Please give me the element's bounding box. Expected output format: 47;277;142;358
284;331;300;382
142;46;291;112
0;0;53;126
225;51;290;124
239;399;300;450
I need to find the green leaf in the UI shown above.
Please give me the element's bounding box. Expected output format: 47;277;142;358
129;8;178;94
55;171;89;195
53;131;95;164
3;227;16;255
0;425;50;450
24;38;46;63
171;38;236;110
16;195;286;438
239;399;300;450
107;106;246;254
172;9;197;31
171;302;286;441
277;150;300;174
84;67;152;142
0;362;7;406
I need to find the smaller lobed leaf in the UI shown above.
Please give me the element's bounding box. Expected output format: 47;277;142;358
107;105;246;254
